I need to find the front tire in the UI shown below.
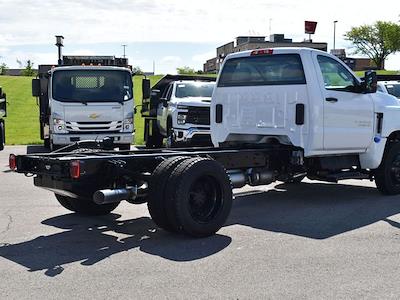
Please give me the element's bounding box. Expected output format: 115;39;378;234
375;142;400;195
0;122;4;151
55;194;120;215
166;123;176;148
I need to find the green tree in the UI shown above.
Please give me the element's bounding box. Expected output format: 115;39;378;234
17;59;36;76
0;63;8;75
132;66;143;75
345;21;400;69
176;66;196;75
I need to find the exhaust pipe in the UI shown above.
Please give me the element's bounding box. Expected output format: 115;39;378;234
227;168;276;188
93;186;138;205
227;170;247;188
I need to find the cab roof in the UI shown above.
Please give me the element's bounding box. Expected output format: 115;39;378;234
224;47;327;60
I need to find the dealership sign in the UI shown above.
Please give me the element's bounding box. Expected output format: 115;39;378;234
305;21;318;34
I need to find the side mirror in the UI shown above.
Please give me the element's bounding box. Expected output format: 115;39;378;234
32;79;41;97
142;78;151;99
363;71;377;93
160;98;168;108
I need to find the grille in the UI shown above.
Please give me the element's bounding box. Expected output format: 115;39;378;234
185;107;210;125
66;121;122;132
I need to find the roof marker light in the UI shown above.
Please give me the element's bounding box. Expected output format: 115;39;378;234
251;49;274;56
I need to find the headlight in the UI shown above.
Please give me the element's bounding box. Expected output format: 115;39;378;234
177;113;187;125
123;118;133;124
123;113;134;132
53;114;66;132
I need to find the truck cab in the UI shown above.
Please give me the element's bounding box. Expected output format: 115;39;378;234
33;65;134;151
211;47;399;170
0;86;6;151
141;75;216;147
377;77;400;99
157;80;215;146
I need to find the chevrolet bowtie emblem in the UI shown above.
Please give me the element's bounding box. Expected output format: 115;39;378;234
89;113;100;119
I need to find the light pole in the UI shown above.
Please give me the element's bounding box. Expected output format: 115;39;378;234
122;44;127;58
333;20;338;50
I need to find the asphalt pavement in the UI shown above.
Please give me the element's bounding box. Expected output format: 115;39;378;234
1;146;400;299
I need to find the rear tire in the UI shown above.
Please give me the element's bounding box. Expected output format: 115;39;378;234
147;156;189;231
44;138;50;149
145;121;164;148
119;144;131;151
165;157;233;237
375;142;400;195
0;122;4;151
55;194;120;215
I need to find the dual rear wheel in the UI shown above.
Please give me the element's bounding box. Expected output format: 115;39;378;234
148;157;233;237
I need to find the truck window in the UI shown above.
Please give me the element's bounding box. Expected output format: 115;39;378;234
175;82;215;98
52;70;133;102
317;55;358;91
385;84;400;98
166;84;174;100
218;54;306;87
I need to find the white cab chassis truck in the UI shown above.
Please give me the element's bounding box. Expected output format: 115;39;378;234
32;64;134;151
141;75;215;148
11;47;400;238
0;86;6;150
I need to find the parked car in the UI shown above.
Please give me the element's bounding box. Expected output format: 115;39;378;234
377;80;400;99
141;75;216;147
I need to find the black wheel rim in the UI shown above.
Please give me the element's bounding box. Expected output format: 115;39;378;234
390;154;400;184
188;175;223;224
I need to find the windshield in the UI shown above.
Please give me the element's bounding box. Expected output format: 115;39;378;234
52;70;133;102
175;82;215;98
385;83;400;98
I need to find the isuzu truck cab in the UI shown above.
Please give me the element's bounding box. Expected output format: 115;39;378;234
32;65;134;151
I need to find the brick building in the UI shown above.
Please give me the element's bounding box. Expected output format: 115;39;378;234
204;34;328;73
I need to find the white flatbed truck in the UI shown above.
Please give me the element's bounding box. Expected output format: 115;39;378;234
10;47;400;237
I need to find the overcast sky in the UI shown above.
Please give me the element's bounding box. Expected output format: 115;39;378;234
0;0;399;73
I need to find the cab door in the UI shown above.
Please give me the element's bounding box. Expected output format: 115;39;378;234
313;54;374;151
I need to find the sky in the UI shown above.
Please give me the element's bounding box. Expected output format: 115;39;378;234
0;0;399;74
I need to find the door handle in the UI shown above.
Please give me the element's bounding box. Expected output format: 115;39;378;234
326;97;338;103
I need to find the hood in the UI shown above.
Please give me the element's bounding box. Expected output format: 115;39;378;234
61;102;125;122
172;97;211;108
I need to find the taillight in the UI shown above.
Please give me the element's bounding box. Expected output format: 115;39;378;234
251;49;273;56
70;160;81;179
9;154;16;171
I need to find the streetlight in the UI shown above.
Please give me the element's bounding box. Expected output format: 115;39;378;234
55;35;64;66
122;44;127;58
333;21;338;50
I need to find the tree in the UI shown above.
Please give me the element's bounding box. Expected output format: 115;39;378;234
176;66;196;75
0;63;7;75
132;66;143;75
345;21;400;69
17;59;36;76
